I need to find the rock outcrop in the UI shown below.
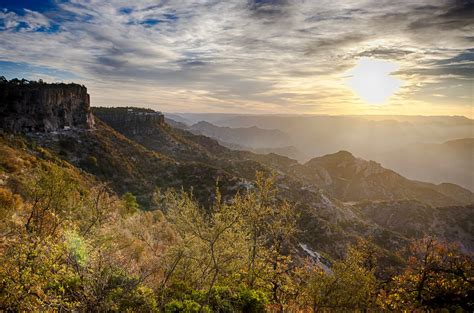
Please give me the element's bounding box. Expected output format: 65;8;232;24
93;107;165;135
0;81;94;133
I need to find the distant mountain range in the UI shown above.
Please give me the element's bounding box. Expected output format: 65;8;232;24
168;113;474;191
189;121;291;149
165;116;299;159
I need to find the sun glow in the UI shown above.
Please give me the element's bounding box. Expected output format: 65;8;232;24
346;58;402;104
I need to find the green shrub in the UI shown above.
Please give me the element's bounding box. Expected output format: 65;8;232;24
165;299;204;313
93;268;158;312
122;192;139;215
207;286;234;312
64;230;89;266
164;285;268;313
236;288;268;313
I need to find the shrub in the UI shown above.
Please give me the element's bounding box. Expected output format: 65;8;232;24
122;192;139;215
165;299;204;313
236;288;268;313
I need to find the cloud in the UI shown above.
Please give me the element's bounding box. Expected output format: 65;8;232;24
0;0;472;115
409;0;474;30
0;8;51;30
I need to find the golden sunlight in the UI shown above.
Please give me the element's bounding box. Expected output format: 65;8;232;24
346;58;402;104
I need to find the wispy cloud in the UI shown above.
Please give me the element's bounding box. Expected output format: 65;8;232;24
0;0;472;115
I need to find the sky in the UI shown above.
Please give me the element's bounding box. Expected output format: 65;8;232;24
0;0;472;117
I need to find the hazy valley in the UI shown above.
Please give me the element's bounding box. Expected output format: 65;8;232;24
169;113;474;191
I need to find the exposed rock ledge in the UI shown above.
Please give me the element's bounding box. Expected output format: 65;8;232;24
0;81;94;133
93;107;165;136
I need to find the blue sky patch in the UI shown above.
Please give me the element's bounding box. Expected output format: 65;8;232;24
0;0;59;14
141;18;161;26
0;60;79;81
119;7;133;15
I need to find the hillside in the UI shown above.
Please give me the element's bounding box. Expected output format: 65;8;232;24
176;114;474;189
29;119;244;208
302;151;473;207
2;97;468;254
96;108;474;207
352;200;474;250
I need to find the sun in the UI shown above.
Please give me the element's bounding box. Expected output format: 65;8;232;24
346;58;402;104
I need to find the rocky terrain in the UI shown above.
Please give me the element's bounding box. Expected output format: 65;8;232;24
353;200;474;250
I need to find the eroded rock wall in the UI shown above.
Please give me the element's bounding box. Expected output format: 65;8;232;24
0;82;94;133
93;107;164;135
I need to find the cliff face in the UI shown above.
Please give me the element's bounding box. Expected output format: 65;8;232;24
93;107;165;135
0;82;95;133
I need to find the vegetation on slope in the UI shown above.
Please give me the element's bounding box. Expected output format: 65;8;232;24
0;135;472;311
28;120;243;208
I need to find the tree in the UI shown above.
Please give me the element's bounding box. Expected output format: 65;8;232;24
379;237;474;311
162;187;247;304
212;172;300;311
159;173;301;310
0;165;83;310
304;244;378;311
122;192;139;215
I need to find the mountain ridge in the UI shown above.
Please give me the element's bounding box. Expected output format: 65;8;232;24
189;120;291;149
303;150;473;206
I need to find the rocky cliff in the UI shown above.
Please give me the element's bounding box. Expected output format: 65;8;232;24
93;107;165;135
0;81;94;133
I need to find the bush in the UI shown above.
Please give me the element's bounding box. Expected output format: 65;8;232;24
163;285;267;313
207;286;234;312
236;288;268;313
89;268;158;312
0;187;21;219
122;192;139;215
165;299;205;313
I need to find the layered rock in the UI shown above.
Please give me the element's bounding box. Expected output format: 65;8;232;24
0;81;94;133
93;107;164;135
